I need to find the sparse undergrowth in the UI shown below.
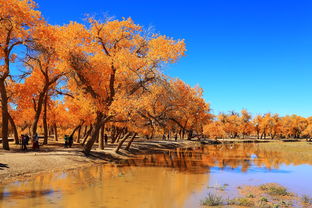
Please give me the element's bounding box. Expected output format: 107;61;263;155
201;193;224;206
259;183;291;196
201;183;310;207
302;195;312;206
228;197;254;206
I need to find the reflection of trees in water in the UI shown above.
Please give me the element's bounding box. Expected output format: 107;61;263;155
125;143;311;173
1;143;311;207
0;164;209;208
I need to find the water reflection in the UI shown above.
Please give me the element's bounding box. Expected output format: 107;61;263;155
125;143;312;173
0;143;311;208
0;165;209;208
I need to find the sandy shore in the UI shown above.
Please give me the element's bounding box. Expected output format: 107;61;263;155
0;139;199;184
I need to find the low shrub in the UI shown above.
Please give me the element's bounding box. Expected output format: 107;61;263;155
201;193;224;206
260;184;290;196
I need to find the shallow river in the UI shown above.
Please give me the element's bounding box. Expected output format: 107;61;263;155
1;142;312;208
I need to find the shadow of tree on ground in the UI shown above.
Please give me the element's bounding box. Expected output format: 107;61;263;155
0;163;9;170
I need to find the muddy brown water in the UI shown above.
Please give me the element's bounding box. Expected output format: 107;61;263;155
0;143;311;208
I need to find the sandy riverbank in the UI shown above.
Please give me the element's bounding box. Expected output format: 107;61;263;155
0;139;199;184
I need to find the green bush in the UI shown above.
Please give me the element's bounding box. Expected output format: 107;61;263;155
228;197;254;206
201;193;224;206
260;184;290;196
302;195;312;204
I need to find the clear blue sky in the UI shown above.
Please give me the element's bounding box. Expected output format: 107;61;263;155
35;0;312;117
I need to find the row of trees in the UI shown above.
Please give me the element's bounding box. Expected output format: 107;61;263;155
204;110;312;140
1;0;211;153
1;1;311;153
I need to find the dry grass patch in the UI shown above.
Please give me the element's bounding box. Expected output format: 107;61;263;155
259;183;291;196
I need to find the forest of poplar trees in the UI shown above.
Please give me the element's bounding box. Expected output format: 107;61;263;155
1;0;312;154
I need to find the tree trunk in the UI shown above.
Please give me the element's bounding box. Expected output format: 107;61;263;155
99;125;104;150
31;91;46;136
112;128;122;144
48;126;51;137
271;133;276;139
115;132;131;153
115;131;123;143
187;130;193;140
0;79;10;150
8;112;19;145
43;93;48;145
96;129;99;144
125;133;137;151
70;121;84;139
96;131;99;144
53;124;58;141
81;133;88;146
82;125;92;146
83;112;106;154
77;126;81;143
82;125;87;139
